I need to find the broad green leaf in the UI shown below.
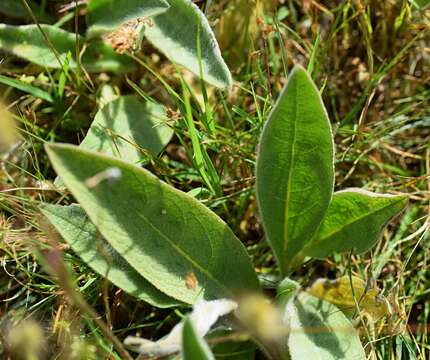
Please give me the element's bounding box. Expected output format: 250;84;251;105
86;0;169;36
306;275;391;320
0;74;54;103
79;96;173;163
183;317;215;360
287;292;366;360
45;144;259;304
302;189;408;259
0;24;135;73
256;65;334;274
144;0;232;89
41;204;179;308
125;299;237;357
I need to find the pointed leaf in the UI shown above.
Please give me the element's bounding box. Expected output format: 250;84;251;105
0;74;54;103
86;0;169;36
41;204;179;308
287;292;366;360
144;0;232;89
183;317;215;360
256;65;334;274
0;24;135;73
302;189;407;259
79;96;173;163
45;144;259;304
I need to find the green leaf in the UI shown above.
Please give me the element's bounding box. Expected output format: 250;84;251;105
86;0;169;36
0;24;135;73
45;144;259;304
302;189;408;259
41;203;179;308
144;0;232;89
256;65;334;274
183;317;215;360
287;292;366;360
79;96;173;163
0;74;54;103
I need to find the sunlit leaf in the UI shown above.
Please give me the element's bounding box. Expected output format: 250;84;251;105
41;204;178;308
45;144;259;304
256;65;334;274
302;189;408;258
86;0;169;36
144;0;232;89
286;292;366;360
0;74;53;103
0;24;135;73
79;95;173;163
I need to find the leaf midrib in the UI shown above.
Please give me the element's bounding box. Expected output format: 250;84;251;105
283;80;299;259
134;210;230;297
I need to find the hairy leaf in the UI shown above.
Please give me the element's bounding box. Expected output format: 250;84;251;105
302;189;407;258
256;65;334;274
87;0;169;36
287;293;366;360
144;0;232;89
0;24;135;73
183;317;215;360
80;96;173;163
41;204;179;308
45;144;259;303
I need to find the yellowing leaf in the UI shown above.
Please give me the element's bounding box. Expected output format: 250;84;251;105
216;0;261;68
0;103;19;152
306;275;391;320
